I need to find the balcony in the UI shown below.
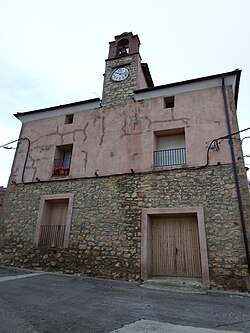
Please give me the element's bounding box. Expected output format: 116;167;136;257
154;148;186;167
52;157;71;176
38;224;66;248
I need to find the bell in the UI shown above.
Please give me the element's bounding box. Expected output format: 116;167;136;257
120;46;128;55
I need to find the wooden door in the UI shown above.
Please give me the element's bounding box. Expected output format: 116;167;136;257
152;215;201;277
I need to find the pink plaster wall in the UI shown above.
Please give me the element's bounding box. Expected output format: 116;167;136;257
11;86;236;183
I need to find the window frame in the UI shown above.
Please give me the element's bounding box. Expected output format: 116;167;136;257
34;193;74;248
153;128;186;167
52;144;73;177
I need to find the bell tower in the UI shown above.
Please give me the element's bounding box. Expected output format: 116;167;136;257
102;32;153;106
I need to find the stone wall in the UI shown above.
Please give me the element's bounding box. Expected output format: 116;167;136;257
0;188;6;218
1;164;250;290
0;188;6;250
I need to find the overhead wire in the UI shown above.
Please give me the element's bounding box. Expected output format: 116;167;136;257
0;139;20;149
202;126;250;168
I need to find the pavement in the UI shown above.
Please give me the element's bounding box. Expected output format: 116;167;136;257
110;320;243;332
0;266;250;333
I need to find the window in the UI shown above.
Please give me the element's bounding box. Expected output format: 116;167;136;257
52;144;73;176
35;194;74;248
164;96;175;108
154;129;186;167
65;114;74;124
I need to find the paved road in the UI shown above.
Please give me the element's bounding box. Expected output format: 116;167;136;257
0;266;249;333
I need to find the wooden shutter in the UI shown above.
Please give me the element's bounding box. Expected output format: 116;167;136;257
50;203;68;226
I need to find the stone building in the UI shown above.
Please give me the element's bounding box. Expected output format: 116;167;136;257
0;187;6;248
0;187;6;216
1;32;250;290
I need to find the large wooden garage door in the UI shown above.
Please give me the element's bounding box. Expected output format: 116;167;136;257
152;215;201;277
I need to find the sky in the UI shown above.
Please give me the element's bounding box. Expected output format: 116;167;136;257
0;0;250;187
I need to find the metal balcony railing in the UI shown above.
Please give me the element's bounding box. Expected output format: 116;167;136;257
52;157;71;176
38;225;66;247
154;148;186;167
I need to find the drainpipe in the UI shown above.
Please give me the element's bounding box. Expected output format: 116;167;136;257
221;76;250;288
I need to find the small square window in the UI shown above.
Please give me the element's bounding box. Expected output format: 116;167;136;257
65;114;74;124
164;96;175;108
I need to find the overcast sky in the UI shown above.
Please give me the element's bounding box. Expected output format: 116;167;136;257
0;0;250;186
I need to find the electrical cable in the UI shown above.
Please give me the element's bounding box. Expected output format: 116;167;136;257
241;136;250;143
0;139;20;149
0;137;30;184
199;126;250;169
19;137;31;184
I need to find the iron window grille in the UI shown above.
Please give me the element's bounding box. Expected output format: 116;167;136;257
154;148;186;167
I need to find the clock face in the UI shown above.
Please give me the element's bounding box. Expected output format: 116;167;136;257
111;67;129;81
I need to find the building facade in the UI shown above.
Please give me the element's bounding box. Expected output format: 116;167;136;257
1;32;250;290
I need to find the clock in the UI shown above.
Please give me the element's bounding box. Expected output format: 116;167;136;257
111;67;129;81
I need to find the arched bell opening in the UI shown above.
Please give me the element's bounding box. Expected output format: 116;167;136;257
117;38;129;56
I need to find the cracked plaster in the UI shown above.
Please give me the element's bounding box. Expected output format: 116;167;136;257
12;87;234;183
